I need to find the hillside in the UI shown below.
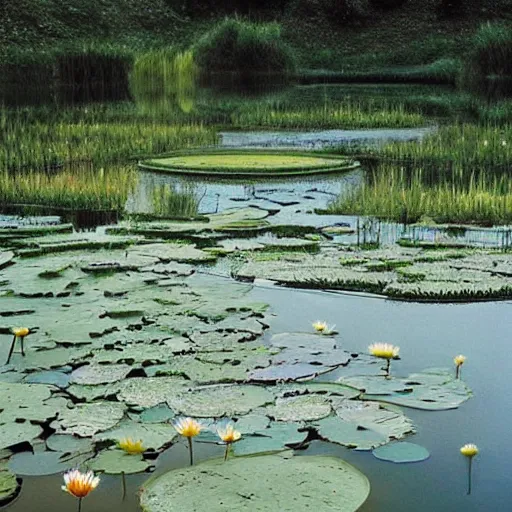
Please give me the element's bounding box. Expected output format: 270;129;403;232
1;0;512;69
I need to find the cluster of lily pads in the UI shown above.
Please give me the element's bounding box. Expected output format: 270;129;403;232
0;210;481;511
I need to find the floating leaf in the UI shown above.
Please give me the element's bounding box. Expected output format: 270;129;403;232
0;423;43;450
94;419;178;451
139;404;175;424
51;402;126;437
339;368;472;411
117;377;189;408
70;364;133;385
234;414;270;434
0;461;19;504
140;454;370;512
266;395;332;422
372;442;430;463
89;449;151;474
233;422;307;456
8;450;93;476
46;435;94;455
24;371;70;388
167;385;274;417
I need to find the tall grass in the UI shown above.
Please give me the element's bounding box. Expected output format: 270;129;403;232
328;164;512;225
194;18;296;75
231;101;425;129
0;109;218;171
0;164;137;211
377;124;512;170
130;49;199;114
152;183;200;217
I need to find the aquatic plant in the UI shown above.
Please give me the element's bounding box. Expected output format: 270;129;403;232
62;469;100;512
454;354;466;379
328;163;512;225
151;183;200;218
173;417;202;466
0;165;137;212
118;438;145;455
460;443;478;495
6;327;30;364
216;423;242;461
368;343;400;377
312;320;336;335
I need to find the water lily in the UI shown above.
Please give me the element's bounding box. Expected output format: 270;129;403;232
6;327;30;364
454;354;466;379
118;437;145;455
312;321;336;335
502;140;507;146
173;417;202;466
368;343;400;377
216;423;242;461
460;443;478;495
62;469;100;512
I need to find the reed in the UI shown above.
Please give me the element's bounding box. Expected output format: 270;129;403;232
0;164;137;211
328;164;512;225
152;183;200;218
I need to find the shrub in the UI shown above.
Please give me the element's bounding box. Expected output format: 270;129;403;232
193;18;296;75
461;23;512;96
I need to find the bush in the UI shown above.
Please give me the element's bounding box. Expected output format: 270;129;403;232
193;18;296;75
461;23;512;96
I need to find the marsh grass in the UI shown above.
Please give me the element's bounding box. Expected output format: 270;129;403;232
0;109;217;171
231;101;425;129
152;183;200;218
0;164;137;211
328;164;512;225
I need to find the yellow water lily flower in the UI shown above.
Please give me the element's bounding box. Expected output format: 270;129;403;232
12;327;29;338
454;355;466;366
217;424;242;444
460;443;479;458
368;343;400;359
369;343;400;377
173;417;202;438
62;469;100;498
454;354;466;379
312;321;328;332
118;437;145;455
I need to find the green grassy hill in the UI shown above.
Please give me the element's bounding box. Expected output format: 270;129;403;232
1;0;511;69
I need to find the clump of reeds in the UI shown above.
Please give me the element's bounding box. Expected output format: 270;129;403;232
151;183;200;218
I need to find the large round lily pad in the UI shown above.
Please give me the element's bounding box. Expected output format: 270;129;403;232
8;450;93;476
372;442;430;463
139;151;359;177
140;454;370;512
89;449;152;474
0;461;19;504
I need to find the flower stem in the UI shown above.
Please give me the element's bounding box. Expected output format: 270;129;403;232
6;335;16;365
467;458;472;495
224;443;231;461
456;365;460;379
385;358;391;377
78;498;82;512
122;471;126;500
188;437;194;466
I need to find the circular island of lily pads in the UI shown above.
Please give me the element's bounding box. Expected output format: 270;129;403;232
139;150;360;177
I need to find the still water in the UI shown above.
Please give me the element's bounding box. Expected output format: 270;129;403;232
6;278;512;512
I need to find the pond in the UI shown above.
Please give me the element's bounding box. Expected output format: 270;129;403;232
0;78;510;512
3;276;511;512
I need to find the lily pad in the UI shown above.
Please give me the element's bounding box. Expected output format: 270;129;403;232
140;454;370;512
94;419;178;451
0;461;19;504
372;442;430;463
46;434;94;455
51;402;126;437
233;422;307;456
234;414;271;434
339;368;472;411
69;364;133;385
0;423;43;450
266;395;332;422
24;371;70;388
167;384;274;417
117;377;189;408
139;404;175;424
8;450;93;476
89;449;152;474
